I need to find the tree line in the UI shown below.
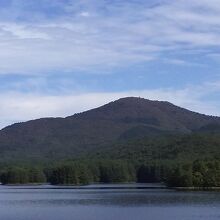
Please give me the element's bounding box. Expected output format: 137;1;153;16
0;167;46;184
0;160;162;185
166;159;220;187
1;159;220;187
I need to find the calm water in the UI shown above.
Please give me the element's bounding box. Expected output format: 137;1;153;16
0;183;220;220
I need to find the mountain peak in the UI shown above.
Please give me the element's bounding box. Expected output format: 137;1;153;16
112;96;174;107
114;96;157;103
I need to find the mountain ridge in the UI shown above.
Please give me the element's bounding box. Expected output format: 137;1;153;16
2;97;219;130
0;97;220;162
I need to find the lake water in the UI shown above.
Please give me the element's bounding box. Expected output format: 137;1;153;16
0;183;220;220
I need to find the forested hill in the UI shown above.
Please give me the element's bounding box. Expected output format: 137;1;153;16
0;97;220;162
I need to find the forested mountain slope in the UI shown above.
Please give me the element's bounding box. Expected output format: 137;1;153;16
0;97;220;162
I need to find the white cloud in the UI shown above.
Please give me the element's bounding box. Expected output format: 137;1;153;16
0;23;50;39
0;1;220;74
79;11;90;17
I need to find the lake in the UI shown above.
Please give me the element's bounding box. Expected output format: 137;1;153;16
0;183;220;220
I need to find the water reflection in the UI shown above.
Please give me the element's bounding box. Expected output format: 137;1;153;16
0;184;220;220
0;185;220;207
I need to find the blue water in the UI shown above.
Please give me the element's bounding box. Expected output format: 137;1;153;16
0;184;219;220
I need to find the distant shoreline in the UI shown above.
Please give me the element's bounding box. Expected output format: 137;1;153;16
1;183;220;191
171;187;220;191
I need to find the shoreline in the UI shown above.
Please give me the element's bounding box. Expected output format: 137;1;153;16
171;186;220;191
0;183;220;191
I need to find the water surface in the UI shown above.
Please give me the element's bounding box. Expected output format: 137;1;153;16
0;184;219;220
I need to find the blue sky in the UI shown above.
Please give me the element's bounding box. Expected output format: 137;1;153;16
0;0;220;127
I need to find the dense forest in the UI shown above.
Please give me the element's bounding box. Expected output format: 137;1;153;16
166;159;220;187
0;98;220;187
1;132;220;187
1;167;46;185
1;156;220;187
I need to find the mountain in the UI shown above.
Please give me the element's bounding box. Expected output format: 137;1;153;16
0;97;220;162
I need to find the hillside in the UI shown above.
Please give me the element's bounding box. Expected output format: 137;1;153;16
0;97;220;162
